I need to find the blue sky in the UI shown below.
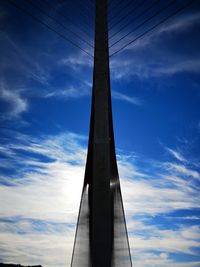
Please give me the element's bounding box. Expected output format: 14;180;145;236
0;0;200;266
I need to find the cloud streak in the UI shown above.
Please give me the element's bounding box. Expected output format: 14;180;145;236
0;131;199;266
0;83;28;119
109;11;200;80
112;90;142;105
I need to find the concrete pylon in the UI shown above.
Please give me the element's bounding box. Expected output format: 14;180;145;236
70;1;132;266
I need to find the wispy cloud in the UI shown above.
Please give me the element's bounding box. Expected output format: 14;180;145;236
0;33;50;85
130;225;200;255
132;252;200;267
165;147;187;162
110;11;200;80
112;90;143;105
165;162;200;181
44;84;91;99
44;84;142;106
154;59;200;76
0;132;86;221
113;11;200;53
0;218;75;267
156;12;200;36
110;53;200;80
0;131;199;266
59;54;93;70
0;83;28;119
0;32;94;120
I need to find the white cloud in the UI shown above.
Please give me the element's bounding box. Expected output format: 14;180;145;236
44;84;142;106
109;12;200;80
0;132;200;266
60;54;93;70
0;222;75;267
112;90;142;105
154;60;200;76
166;147;187;162
165;163;200;181
130;225;200;255
116;12;200;53
45;85;90;99
110;53;200;80
129;223;200;267
156;12;200;36
121;176;199;217
0;132;86;222
132;252;200;267
0;33;50;85
0;84;28;119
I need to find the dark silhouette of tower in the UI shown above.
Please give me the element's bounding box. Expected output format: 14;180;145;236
70;0;132;266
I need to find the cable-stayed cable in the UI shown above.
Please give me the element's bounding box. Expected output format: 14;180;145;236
110;0;195;57
109;0;135;23
110;0;161;39
26;0;94;48
109;0;146;30
108;0;123;14
52;0;94;21
109;0;177;48
8;0;93;58
46;0;94;28
77;0;95;19
41;0;93;38
58;0;95;27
